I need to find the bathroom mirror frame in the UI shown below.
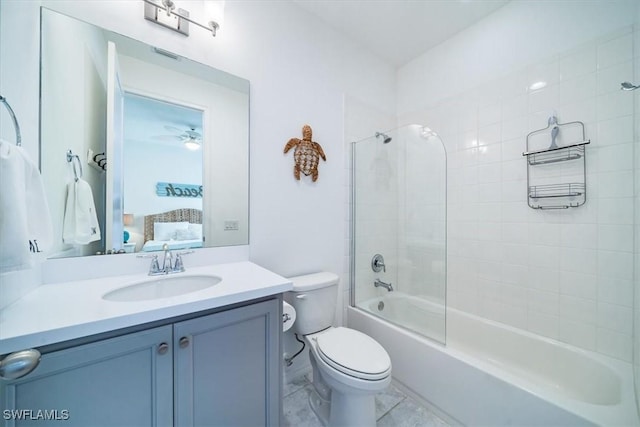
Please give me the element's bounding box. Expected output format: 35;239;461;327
39;8;250;258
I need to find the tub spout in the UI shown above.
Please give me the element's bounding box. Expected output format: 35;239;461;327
374;279;393;292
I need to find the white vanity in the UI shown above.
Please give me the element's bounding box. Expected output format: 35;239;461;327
0;262;291;426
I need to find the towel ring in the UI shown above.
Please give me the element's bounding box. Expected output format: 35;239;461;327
0;95;22;146
66;149;83;182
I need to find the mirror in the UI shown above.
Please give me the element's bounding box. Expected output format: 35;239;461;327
39;8;249;258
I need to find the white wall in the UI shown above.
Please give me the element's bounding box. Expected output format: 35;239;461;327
397;0;637;362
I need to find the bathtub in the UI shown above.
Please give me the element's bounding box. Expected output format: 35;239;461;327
350;293;639;426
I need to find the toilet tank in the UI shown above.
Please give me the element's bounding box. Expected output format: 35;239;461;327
285;272;339;335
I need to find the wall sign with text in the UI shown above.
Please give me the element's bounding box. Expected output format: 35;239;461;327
156;182;203;198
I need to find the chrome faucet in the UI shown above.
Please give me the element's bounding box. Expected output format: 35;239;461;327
146;244;189;276
161;244;173;273
374;278;393;292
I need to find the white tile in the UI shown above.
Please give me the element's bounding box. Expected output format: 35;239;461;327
462;166;478;185
527;289;560;316
560;223;597;249
501;116;527;141
477;222;501;242
598;224;633;252
597;278;633;307
597;170;633;198
560;295;596;325
558;73;596;105
501;71;529;98
559;319;596;350
528;311;559;340
596;91;634;121
560;44;597;81
597;60;634;95
598;197;633;224
596;115;634;146
478;101;501;126
528;57;560;88
501;138;526;161
501;202;529;223
478;164;502;183
528;244;560;269
478;123;501;146
556;98;597;125
476;241;503;263
501;263;527;286
560;247;598;275
597;32;633;69
559;270;597;300
501;224;529;244
502;243;529;266
501;160;526;182
459;105;478;132
597;250;633;280
528;223;560;246
528;85;559;114
476;202;502;223
477;260;502;281
597;302;632;335
595;143;633;174
477;142;501;165
477;182;501;203
527;267;560;293
501;180;525;202
596;328;632;362
501;95;527;122
460;130;479;150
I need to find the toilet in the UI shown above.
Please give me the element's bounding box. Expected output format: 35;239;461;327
285;272;391;426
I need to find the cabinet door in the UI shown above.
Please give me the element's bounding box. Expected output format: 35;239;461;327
1;325;173;427
174;299;280;427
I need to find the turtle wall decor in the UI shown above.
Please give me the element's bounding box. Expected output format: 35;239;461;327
284;124;326;182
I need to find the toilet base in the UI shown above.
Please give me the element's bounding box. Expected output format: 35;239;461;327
329;389;376;426
308;385;377;427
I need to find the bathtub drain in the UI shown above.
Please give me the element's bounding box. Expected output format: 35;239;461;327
377;301;384;311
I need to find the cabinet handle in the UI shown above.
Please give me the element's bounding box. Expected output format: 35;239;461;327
157;343;169;355
179;337;190;349
0;349;41;380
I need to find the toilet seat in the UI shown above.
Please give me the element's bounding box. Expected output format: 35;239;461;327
314;327;391;381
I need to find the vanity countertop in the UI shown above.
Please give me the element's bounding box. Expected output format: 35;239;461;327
0;261;292;355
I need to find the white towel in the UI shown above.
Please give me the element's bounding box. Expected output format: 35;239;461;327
0;140;53;273
62;178;101;245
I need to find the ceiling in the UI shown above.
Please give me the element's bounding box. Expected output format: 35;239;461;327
123;93;203;148
292;0;510;67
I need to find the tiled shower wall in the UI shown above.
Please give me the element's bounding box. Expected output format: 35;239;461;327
399;27;636;362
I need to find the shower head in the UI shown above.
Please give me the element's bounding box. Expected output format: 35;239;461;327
620;81;639;91
375;132;392;144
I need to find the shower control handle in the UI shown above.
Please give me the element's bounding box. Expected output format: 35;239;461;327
371;254;386;273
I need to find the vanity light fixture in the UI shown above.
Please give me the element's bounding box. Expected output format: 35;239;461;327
143;0;224;37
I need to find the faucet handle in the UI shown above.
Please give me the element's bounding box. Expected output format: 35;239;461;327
372;254;386;273
149;255;161;274
173;253;185;272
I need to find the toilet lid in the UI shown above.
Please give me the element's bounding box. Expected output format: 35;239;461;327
315;327;391;381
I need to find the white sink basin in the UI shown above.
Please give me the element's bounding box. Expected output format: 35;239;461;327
103;275;222;302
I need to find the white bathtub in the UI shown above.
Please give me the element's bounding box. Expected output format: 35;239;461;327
351;293;639;426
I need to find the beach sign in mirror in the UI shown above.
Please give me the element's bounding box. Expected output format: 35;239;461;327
156;182;203;198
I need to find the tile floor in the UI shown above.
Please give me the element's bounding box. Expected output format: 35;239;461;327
283;373;450;427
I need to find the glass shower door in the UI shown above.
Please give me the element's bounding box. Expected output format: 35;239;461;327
351;124;447;344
